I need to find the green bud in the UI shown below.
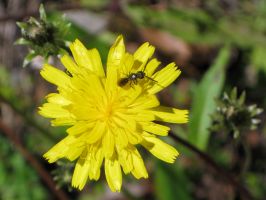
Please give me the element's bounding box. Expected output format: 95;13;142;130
52;160;74;191
16;4;71;66
210;87;263;139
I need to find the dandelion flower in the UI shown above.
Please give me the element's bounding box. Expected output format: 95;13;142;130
39;35;188;192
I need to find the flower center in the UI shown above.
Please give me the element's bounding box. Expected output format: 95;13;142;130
104;103;114;118
98;93;122;123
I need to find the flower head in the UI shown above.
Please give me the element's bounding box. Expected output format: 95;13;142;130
16;4;70;66
210;87;263;138
39;35;188;192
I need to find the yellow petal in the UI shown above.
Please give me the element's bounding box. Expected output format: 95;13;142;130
67;121;94;135
72;150;90;190
89;147;104;180
86;121;106;144
115;128;128;149
85;73;106;98
105;35;125;93
70;76;91;93
134;42;155;70
70;73;105;101
140;122;170;136
46;93;71;105
65;144;84;161
148;106;189;123
118;149;133;174
105;65;118;94
134;112;156;122
129;95;159;110
65;90;93;106
43;135;80;163
69;39;94;71
119;84;143;106
118;53;137;77
69;104;100;121
40;64;71;88
126;129;143;145
88;48;105;77
107;35;125;68
115;113;137;131
148;63;181;94
38;103;73;119
145;58;161;77
105;158;122;192
64;137;85;161
102;129;115;158
142;136;179;163
131;148;148;179
51;118;76;126
60;54;79;75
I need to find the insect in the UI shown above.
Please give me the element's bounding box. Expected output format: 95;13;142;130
119;71;146;87
65;69;73;77
118;67;159;87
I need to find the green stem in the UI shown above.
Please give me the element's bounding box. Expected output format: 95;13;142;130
241;139;251;177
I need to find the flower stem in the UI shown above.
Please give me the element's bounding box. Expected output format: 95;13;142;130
169;131;255;200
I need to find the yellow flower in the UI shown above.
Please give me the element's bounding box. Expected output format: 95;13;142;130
39;35;188;192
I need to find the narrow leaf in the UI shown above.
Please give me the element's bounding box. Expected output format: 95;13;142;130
14;38;30;45
16;22;27;29
238;91;246;106
188;46;231;150
39;4;47;21
23;51;36;67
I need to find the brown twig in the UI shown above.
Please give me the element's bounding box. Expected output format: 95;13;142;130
0;94;56;141
0;120;70;200
169;131;255;200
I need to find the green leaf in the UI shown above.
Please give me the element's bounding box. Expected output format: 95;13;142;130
28;17;40;26
252;46;266;73
155;162;192;200
14;38;30;45
39;4;47;21
23;51;37;67
238;91;246;106
230;87;237;101
188;46;231;150
16;22;27;29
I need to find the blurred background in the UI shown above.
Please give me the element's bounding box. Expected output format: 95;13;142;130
0;0;266;199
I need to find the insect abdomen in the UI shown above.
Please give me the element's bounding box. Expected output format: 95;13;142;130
118;78;129;86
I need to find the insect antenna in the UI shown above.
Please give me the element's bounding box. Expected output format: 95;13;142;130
141;62;148;73
144;75;165;88
141;63;165;89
